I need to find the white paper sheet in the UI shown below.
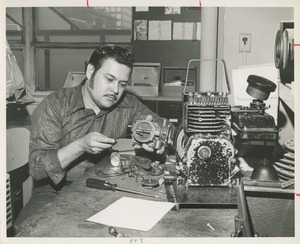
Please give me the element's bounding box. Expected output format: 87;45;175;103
148;21;171;40
86;197;175;231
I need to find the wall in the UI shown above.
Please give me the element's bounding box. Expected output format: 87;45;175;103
8;7;294;94
38;7;201;91
222;7;294;86
222;7;294;143
132;7;201;71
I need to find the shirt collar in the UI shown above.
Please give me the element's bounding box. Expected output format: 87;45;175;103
63;81;86;117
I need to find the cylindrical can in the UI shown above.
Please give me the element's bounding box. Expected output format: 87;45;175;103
110;152;121;167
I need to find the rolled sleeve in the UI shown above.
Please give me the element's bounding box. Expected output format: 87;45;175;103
29;94;66;185
30;149;66;185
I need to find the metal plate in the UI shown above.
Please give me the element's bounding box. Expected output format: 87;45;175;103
141;178;159;188
278;173;292;181
273;161;294;172
273;165;294;179
279;158;294;166
284;152;294;161
283;138;294;153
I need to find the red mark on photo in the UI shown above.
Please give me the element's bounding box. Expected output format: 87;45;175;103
86;0;89;7
296;193;300;197
294;43;300;47
199;0;202;7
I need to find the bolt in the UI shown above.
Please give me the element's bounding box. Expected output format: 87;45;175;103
207;223;215;231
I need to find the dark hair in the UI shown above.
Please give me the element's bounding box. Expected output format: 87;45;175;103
86;44;135;76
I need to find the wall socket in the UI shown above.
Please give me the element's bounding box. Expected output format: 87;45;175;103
239;33;252;53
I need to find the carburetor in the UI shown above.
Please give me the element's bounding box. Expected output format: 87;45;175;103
131;115;175;150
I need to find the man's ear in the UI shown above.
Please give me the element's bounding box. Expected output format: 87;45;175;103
86;64;95;80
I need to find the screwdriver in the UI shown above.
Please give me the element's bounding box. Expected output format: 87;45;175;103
86;178;160;199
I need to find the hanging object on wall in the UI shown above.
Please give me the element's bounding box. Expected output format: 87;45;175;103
165;7;181;15
173;22;201;41
134;20;148;40
274;21;294;84
148;20;172;40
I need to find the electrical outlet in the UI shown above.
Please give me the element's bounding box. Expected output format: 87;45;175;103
239;33;252;53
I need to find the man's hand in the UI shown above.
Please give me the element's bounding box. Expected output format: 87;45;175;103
80;132;116;154
134;143;165;155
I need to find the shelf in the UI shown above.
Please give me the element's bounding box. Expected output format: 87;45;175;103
279;83;294;112
140;95;182;101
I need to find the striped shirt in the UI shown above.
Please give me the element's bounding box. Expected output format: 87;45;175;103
29;82;160;185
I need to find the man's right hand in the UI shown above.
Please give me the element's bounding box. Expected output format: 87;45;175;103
80;132;116;154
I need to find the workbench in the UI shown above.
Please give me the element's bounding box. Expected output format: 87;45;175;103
16;155;238;238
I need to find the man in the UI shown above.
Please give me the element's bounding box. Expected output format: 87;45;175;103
15;44;171;224
29;44;167;189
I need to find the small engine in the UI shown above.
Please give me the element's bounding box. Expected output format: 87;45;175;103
171;59;236;186
176;61;279;187
180;90;236;186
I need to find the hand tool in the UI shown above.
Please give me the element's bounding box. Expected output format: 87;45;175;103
86;178;160;199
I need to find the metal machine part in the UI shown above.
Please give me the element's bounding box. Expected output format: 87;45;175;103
246;75;276;101
183;135;236;186
112;153;152;176
131;115;175;150
108;153;153;178
232;181;254;237
231;75;279;141
231;106;279;141
141;178;159;188
176;59;236;186
108;226;126;237
183;91;231;134
149;161;164;176
163;164;180;211
274;22;294;84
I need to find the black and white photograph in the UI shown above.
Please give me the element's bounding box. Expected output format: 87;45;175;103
2;0;299;243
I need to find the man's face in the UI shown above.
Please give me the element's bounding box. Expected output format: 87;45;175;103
86;58;131;109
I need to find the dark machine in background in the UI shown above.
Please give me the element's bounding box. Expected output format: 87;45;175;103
231;75;279;142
